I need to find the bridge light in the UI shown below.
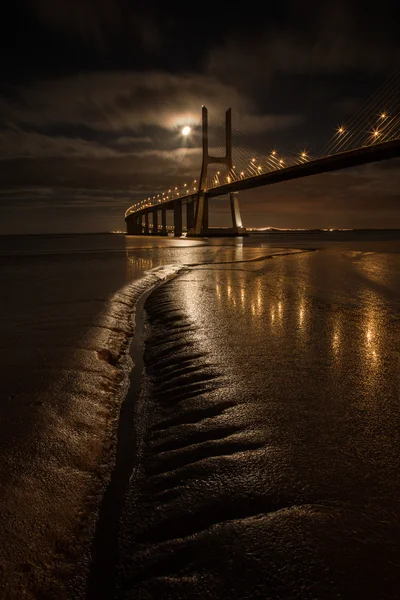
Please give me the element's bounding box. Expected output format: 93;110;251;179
271;150;276;156
227;176;231;183
373;129;380;137
184;183;187;187
301;151;308;159
380;112;387;119
240;171;244;176
217;171;220;175
279;159;284;166
194;179;197;183
252;158;256;162
338;126;345;134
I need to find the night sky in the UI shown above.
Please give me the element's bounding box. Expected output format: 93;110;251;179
1;0;400;234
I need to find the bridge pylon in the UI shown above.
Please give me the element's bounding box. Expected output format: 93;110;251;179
188;106;247;237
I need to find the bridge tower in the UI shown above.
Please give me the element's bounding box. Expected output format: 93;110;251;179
188;106;246;237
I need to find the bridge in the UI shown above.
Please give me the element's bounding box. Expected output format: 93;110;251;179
125;72;400;237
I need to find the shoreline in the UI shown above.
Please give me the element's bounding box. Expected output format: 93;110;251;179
87;267;187;598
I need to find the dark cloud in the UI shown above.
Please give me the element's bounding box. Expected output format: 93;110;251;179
0;72;302;134
207;1;400;86
30;0;161;54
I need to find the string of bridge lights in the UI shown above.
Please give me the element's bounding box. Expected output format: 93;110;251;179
125;148;311;217
125;102;399;219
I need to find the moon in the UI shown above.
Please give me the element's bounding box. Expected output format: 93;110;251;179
181;125;191;136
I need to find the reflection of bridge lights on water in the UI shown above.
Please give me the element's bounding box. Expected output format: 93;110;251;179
299;305;304;327
332;330;340;353
126;255;155;271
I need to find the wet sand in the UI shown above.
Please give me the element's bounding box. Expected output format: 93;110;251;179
115;248;400;599
1;234;400;598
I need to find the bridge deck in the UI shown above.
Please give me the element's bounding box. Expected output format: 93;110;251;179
126;139;400;219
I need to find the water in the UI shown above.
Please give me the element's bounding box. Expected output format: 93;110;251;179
1;230;400;598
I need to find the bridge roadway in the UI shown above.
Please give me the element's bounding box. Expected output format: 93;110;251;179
126;138;400;234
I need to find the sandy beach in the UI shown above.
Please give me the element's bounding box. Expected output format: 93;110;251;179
1;233;400;598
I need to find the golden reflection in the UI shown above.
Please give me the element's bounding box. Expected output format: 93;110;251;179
234;242;244;261
364;314;379;363
299;304;304;327
332;328;340;355
208;273;284;324
125;254;154;271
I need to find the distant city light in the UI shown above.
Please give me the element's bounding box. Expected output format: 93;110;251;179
182;125;191;136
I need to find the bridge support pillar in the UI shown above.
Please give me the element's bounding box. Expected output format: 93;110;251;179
187;199;195;232
192;193;205;236
229;192;246;234
202;196;209;232
126;214;142;235
136;215;143;234
160;208;168;236
144;212;149;235
152;210;158;235
174;200;182;237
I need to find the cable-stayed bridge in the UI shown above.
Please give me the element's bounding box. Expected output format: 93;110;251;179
125;71;400;237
